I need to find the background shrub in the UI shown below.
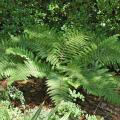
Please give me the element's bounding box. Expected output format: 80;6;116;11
0;0;120;36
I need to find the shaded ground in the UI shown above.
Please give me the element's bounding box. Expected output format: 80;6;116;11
13;78;52;107
77;88;120;120
13;79;120;120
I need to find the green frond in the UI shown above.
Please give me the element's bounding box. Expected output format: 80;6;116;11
0;46;49;84
47;74;72;104
98;35;120;68
6;47;34;61
64;61;120;104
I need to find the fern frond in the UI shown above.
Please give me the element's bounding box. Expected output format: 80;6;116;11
0;46;49;83
64;61;120;104
47;73;72;104
98;35;120;68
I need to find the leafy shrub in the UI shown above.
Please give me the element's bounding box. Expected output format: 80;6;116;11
1;0;120;35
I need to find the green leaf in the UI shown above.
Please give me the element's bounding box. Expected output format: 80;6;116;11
60;112;71;120
31;102;44;120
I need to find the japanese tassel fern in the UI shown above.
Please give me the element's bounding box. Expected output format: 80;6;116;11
0;25;120;105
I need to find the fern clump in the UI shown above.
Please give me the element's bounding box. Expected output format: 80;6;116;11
0;25;120;105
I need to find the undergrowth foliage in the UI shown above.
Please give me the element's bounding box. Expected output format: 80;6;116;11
0;25;120;105
1;0;120;35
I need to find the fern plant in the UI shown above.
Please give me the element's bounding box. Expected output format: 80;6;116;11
46;29;120;104
0;25;120;105
0;25;56;83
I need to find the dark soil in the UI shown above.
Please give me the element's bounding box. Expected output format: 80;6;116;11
77;88;120;120
13;79;120;120
13;78;52;107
